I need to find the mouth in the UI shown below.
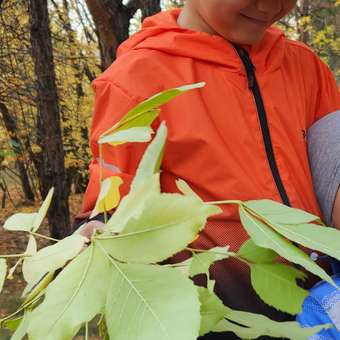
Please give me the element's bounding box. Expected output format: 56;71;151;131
240;13;269;27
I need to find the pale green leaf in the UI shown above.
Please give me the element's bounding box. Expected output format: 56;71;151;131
190;247;229;277
22;234;87;284
3;213;37;232
214;310;331;339
130;122;167;192
27;244;111;340
10;312;31;340
3;188;54;233
25;235;37;256
244;199;319;225
104;259;201;340
198;287;230;336
90;176;123;218
238;239;278;263
32;187;54;232
98;126;153;146
250;263;308;314
266;222;340;262
106;174;160;233
0;258;7;293
99;193;221;264
239;206;337;288
176;179;202;201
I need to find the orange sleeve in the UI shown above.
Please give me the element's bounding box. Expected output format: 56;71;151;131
81;79;153;213
314;58;340;121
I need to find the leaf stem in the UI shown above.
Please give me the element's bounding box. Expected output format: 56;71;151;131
85;322;88;340
0;253;31;258
205;200;242;206
186;248;251;266
29;231;59;242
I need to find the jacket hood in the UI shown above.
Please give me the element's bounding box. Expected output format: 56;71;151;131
117;8;286;73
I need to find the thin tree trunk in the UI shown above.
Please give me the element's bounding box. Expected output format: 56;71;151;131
0;102;35;202
28;0;71;239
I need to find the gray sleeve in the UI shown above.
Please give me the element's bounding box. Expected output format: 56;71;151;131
307;110;340;226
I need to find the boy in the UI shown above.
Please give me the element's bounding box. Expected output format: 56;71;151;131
78;0;340;334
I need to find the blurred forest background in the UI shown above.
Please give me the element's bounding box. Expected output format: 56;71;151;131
0;0;339;240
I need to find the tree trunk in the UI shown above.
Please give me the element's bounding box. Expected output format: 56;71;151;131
298;0;311;44
85;0;161;70
139;0;161;21
0;102;35;202
28;0;71;239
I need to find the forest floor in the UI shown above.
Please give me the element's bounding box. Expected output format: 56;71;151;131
0;190;95;338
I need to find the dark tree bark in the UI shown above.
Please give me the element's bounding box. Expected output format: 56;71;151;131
28;0;71;239
0;102;35;202
139;0;161;21
85;0;161;70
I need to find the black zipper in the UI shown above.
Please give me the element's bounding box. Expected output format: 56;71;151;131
233;44;291;206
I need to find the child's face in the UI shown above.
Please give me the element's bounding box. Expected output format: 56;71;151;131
192;0;297;44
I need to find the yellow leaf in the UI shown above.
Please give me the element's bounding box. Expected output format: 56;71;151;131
91;176;123;218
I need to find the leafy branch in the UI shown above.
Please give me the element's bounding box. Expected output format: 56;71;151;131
0;83;338;339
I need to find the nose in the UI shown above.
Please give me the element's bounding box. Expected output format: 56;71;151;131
255;0;281;14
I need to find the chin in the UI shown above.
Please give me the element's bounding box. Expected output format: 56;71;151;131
225;30;266;46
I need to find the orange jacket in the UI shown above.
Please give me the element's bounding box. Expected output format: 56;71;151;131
82;9;340;316
83;8;339;244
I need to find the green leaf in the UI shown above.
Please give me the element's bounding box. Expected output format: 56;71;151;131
98;126;153;146
198;287;230;336
265;222;340;262
103;258;201;340
214;310;331;339
244;199;319;224
214;318;263;339
27;244;111;340
250;263;308;314
99;194;221;264
2;317;22;332
22;271;54;302
3;213;37;232
239;206;337;288
238;239;278;263
22;234;87;284
130;122;167;192
106;174;160;233
101;82;205;138
0;258;7;294
189;247;229;277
